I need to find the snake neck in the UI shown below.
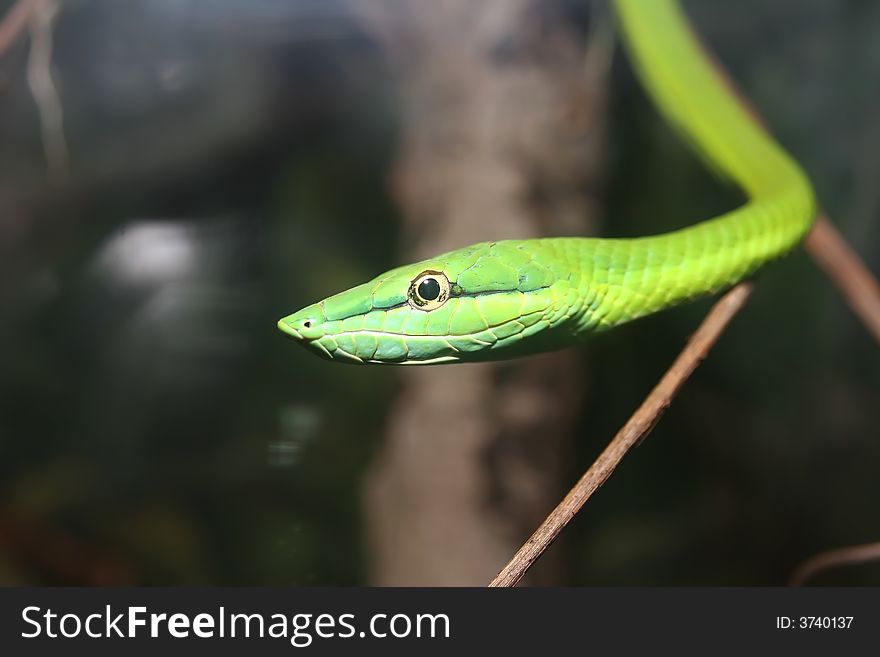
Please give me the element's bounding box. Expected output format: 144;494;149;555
563;182;811;332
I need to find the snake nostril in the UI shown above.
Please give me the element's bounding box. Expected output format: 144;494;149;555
303;320;312;329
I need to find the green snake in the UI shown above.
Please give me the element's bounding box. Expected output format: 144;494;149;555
278;0;815;365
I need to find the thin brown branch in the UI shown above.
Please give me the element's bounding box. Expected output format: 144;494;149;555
488;208;880;586
489;281;754;587
805;214;880;345
0;0;40;57
789;541;880;586
27;0;68;182
489;211;880;586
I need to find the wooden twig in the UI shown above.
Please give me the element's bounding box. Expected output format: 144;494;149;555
489;281;754;587
805;214;880;345
27;0;68;182
789;541;880;586
489;212;880;586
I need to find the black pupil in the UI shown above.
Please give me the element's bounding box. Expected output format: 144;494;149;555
418;277;441;301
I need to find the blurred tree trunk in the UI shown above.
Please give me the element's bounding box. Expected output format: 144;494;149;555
356;0;609;585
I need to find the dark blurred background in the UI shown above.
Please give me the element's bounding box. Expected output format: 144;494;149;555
0;0;878;586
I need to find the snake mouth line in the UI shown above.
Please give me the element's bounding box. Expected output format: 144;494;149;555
306;308;546;344
276;319;302;340
294;309;548;363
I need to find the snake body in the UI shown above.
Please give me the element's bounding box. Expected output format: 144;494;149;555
278;0;815;365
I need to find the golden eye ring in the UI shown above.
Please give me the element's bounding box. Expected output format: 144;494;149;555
407;271;450;311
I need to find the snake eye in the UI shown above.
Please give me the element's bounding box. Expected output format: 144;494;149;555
418;278;441;301
408;271;450;311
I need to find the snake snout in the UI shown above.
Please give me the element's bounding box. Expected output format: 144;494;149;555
277;306;324;341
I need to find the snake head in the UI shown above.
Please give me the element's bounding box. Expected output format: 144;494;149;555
277;240;580;364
